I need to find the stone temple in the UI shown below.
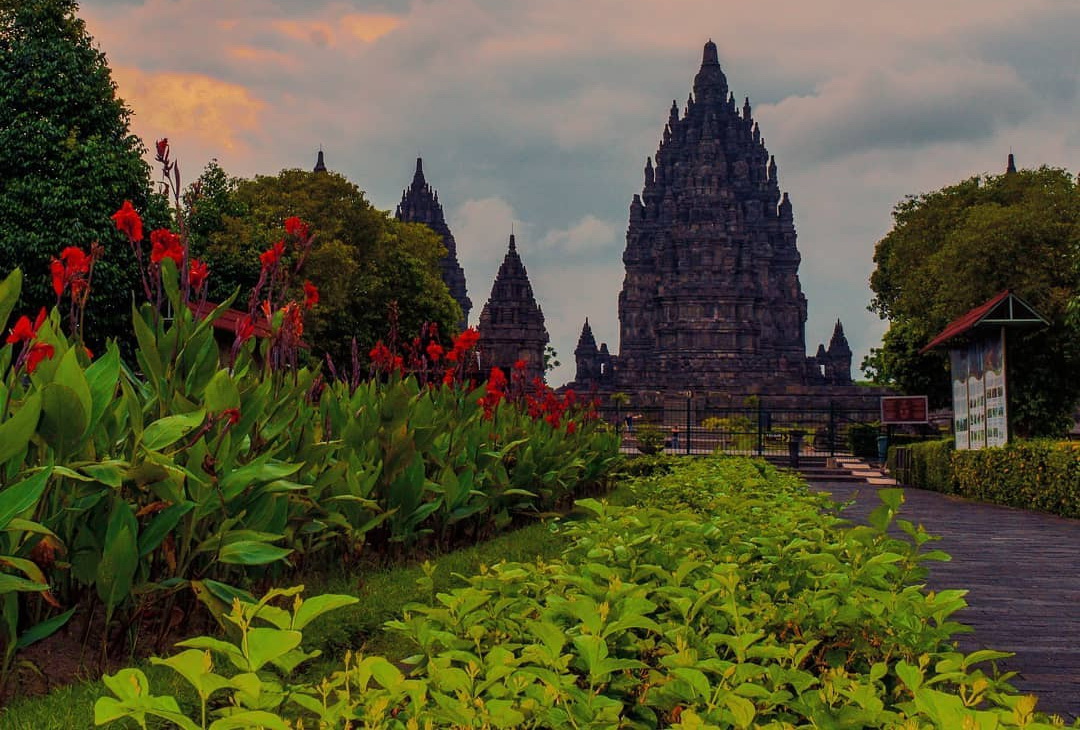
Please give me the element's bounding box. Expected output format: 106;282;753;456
570;40;861;401
477;234;549;382
394;158;472;331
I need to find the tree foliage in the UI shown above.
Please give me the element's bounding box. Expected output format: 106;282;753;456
0;0;164;346
866;166;1080;436
188;165;461;367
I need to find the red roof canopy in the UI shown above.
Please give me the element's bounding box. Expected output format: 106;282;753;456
920;290;1048;353
187;301;273;339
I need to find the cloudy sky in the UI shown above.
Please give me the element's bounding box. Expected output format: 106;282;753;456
81;0;1079;386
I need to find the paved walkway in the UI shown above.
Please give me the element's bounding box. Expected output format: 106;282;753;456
811;479;1079;720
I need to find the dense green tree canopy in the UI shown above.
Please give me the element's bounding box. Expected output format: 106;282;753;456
0;0;164;344
865;166;1080;436
188;165;461;367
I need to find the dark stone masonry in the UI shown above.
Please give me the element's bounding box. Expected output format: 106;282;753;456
476;234;549;382
568;40;876;407
395;158;472;331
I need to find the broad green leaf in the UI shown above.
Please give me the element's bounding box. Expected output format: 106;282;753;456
203;369;241;412
208;711;291;730
151;649;231;699
53;346;93;436
39;383;88;453
138;501;194;557
0;391;41;467
16;607;76;649
244;627;302;671
0;269;22;335
141;409;206;451
0;467;51;531
291;593;359;630
217;540;292;565
96;500;138;616
83;341;121;432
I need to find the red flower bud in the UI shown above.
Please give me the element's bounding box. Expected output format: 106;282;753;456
303;280;319;309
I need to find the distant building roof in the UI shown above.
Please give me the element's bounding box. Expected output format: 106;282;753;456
188;301;273;339
920;290;1047;353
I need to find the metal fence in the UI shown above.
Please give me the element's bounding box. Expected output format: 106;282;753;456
597;397;881;458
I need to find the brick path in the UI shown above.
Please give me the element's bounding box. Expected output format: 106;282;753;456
811;480;1079;720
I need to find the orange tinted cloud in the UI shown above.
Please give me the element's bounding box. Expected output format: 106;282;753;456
273;13;401;47
111;67;266;154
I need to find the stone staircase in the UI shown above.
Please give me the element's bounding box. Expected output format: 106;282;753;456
764;455;898;485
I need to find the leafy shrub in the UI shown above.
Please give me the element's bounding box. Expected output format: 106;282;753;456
94;456;1076;728
952;441;1080;518
614;453;684;478
888;439;955;492
633;423;667;455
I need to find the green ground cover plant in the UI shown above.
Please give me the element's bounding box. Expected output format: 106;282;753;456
0;519;572;728
90;456;1076;728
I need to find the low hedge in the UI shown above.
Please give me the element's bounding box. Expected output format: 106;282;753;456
952;441;1080;519
888;438;955;493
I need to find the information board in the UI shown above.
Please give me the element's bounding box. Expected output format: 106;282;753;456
880;396;929;425
951;329;1007;450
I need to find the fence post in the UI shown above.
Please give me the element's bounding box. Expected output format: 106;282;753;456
828;401;836;459
685;393;692;455
756;399;764;456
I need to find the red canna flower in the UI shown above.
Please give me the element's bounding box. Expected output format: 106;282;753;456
442;369;456;385
189;259;209;291
49;258;65;297
111;200;144;242
284;216;310;239
426;342;444;362
25;341;55;374
60;247;90;275
260;239;285;269
149;229;184;266
513;359;526;371
303;280;319;309
260;299;273;320
566;421;577;435
6;315;37;344
155;138;169;162
221;408;241;425
369;341;394;371
236;315;256;343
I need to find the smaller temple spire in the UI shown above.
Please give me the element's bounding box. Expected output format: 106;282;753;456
778;192;793;221
742;96;751;120
508;232;516;252
669;99;679;122
767;155;777;182
313;149;327;173
644;156;654;184
414;156;425;184
1006;152;1017;175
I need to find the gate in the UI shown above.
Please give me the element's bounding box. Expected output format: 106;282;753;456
599;395;880;458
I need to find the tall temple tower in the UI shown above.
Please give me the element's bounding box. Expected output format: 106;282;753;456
477;234;549;381
614;40;821;391
395;158;471;330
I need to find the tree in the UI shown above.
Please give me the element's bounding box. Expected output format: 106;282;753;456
866;165;1080;436
0;0;164;346
188;165;461;367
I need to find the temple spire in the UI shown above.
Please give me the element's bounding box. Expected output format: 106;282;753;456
313;149;327;173
702;39;719;65
1006;152;1017;175
395;157;471;329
